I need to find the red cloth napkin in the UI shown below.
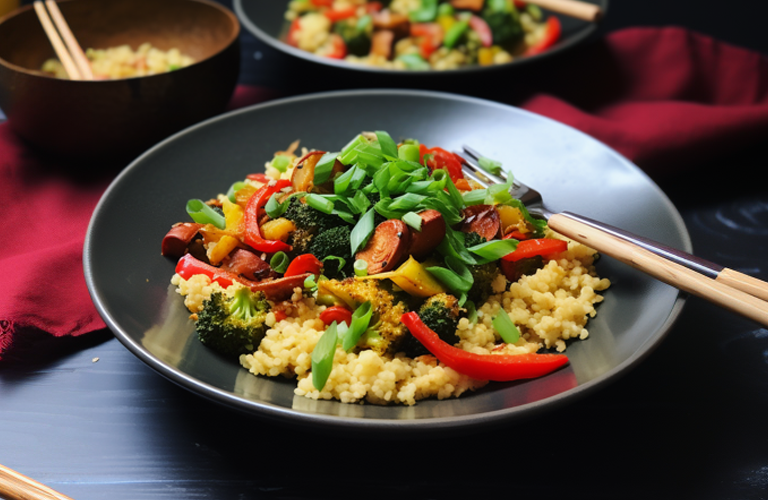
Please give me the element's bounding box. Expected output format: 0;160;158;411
1;27;767;361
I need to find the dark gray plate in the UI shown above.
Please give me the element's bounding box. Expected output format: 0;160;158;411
84;89;688;436
234;0;609;75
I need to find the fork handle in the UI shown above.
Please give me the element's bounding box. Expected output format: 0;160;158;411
548;212;768;327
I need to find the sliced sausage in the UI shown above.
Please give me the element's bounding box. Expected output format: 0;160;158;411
372;10;410;37
370;30;395;59
220;248;276;281
460;204;501;241
250;273;311;301
408;209;446;259
161;223;203;257
355;219;411;274
450;0;484;11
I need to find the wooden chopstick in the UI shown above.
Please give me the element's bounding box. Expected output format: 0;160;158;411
33;0;93;80
0;464;76;500
525;0;603;22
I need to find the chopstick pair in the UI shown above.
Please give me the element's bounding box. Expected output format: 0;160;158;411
525;0;603;23
33;0;93;80
0;463;75;500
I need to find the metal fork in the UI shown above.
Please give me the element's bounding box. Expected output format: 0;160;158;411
459;145;768;327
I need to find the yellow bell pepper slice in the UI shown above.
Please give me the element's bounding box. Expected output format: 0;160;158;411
208;235;239;265
358;256;447;298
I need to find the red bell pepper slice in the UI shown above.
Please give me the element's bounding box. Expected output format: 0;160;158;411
310;0;333;6
324;34;348;59
284;254;323;277
513;0;527;8
287;18;301;47
319;306;353;327
365;1;383;13
468;15;493;47
324;5;357;21
175;253;254;289
419;145;465;183
502;238;568;262
525;16;561;56
246;173;270;183
243;179;293;254
411;23;443;59
401;312;568;381
503;230;529;241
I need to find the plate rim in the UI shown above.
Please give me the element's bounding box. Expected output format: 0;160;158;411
233;0;611;75
84;88;689;435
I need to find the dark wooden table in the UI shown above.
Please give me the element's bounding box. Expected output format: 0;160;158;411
2;1;768;499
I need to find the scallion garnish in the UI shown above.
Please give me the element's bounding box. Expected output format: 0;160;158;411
467;239;518;261
270;155;291;173
226;181;246;203
313;152;339;184
270;251;289;273
305;193;335;214
311;321;339;390
398;143;420;162
342;301;373;352
402;211;423;231
492;309;520;344
478;155;503;176
186;199;226;229
350;207;376;255
354;259;368;277
375;130;398;159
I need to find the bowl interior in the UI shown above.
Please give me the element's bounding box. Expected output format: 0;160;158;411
0;0;238;74
235;0;609;74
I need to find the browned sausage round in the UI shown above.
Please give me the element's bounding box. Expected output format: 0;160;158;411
221;248;275;281
460;205;501;241
355;219;411;274
250;273;311;301
408;209;446;259
161;223;203;257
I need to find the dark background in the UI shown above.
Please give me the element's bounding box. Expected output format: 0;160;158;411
3;1;768;500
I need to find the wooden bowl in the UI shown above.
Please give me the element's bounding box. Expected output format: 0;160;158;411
0;0;240;162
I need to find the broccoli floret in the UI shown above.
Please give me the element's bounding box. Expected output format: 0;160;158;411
334;17;372;56
309;225;353;278
195;288;270;358
284;197;350;258
401;293;461;357
482;5;524;46
283;197;346;233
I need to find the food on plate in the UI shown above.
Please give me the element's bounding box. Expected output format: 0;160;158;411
283;0;562;70
163;130;610;405
41;42;194;79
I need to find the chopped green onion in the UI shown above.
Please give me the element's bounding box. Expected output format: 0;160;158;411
526;4;543;21
478;155;503;176
437;2;454;16
465;300;478;325
313;152;339;184
375;131;398;159
270;252;289;273
409;0;437;22
350;207;376;255
342;301;373;352
397;53;430;71
304;274;318;291
271;155;291;173
186;199;226;229
444;20;469;49
354;259;368;277
322;255;346;275
462;187;488;206
467;239;518;260
492;309;520;344
356;13;372;30
388;193;426;211
311;321;339;390
402;211;423;231
226;181;246;203
305;193;335;214
427;256;473;294
398;143;420;162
